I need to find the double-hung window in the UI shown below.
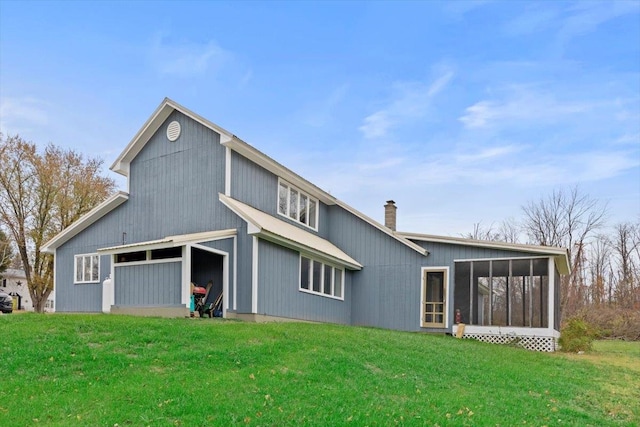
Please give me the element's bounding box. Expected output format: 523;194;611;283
278;180;318;230
299;255;343;299
75;254;100;283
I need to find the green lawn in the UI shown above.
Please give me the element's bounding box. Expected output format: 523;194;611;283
1;314;638;426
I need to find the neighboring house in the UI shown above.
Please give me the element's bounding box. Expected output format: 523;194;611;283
42;98;569;351
0;268;54;312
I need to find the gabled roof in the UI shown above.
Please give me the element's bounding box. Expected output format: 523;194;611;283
42;191;129;253
219;193;363;270
398;232;570;274
110;98;235;176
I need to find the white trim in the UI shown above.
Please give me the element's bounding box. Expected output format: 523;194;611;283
453;255;550;263
233;235;238;311
51;249;57;313
401;231;569;274
74;253;101;284
225;146;231;196
252;236;259;314
548;257;555;330
114;258;181;268
181;245;191;306
42;191;129;253
109;255;115;311
420;266;449;329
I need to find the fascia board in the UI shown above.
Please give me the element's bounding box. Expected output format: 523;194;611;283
399;232;570;274
111;98;235;176
222;137;337;206
42;191;129;253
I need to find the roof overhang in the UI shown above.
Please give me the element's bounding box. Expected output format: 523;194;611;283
110;98;234;177
42;191;130;254
399;232;570;274
98;229;237;254
219;193;362;270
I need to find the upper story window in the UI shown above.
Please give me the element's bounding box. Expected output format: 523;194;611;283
278;179;318;230
75;254;100;284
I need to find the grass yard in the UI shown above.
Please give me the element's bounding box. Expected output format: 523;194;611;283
1;314;638;426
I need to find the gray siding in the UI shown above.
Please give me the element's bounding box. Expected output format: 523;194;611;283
257;238;351;324
326;205;427;331
230;151;330;239
114;261;181;306
55;111;244;312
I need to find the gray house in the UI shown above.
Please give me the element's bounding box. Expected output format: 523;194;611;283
43;98;569;351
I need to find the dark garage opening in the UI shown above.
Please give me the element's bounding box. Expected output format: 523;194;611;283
191;247;224;317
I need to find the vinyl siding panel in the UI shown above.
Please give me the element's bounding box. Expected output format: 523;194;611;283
257;239;351;324
114;261;181;306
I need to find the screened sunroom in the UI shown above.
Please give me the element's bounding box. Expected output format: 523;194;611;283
452;256;563;352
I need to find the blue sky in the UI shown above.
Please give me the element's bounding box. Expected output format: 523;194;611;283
1;1;639;237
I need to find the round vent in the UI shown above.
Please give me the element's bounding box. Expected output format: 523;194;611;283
167;121;181;142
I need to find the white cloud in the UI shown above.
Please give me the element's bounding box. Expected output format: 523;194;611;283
150;35;231;77
0;97;50;135
359;70;454;139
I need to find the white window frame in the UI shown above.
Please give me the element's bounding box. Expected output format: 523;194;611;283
299;255;344;300
74;253;100;284
278;179;319;231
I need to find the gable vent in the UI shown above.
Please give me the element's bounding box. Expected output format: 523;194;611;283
166;121;181;142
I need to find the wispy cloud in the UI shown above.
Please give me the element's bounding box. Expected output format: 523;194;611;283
557;1;640;46
0;96;50;135
150;35;231;77
359;69;454;139
459;86;592;129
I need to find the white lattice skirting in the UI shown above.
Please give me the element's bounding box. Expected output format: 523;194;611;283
462;333;558;352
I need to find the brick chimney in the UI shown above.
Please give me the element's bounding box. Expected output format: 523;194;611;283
384;200;397;231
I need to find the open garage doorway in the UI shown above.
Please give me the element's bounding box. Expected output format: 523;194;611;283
191;246;226;317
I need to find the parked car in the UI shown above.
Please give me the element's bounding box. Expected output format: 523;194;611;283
0;291;13;314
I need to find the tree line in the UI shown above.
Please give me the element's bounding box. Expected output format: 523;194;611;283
464;187;640;321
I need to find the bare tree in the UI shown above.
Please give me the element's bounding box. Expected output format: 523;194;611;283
587;234;611;306
0;134;115;311
610;222;640;309
0;229;13;275
522;186;607;316
463;218;522;243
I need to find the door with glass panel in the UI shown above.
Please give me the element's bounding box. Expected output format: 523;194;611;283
422;269;447;327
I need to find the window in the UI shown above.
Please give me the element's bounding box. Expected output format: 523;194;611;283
75;254;100;283
1;279;6;287
277;180;318;230
299;255;344;299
